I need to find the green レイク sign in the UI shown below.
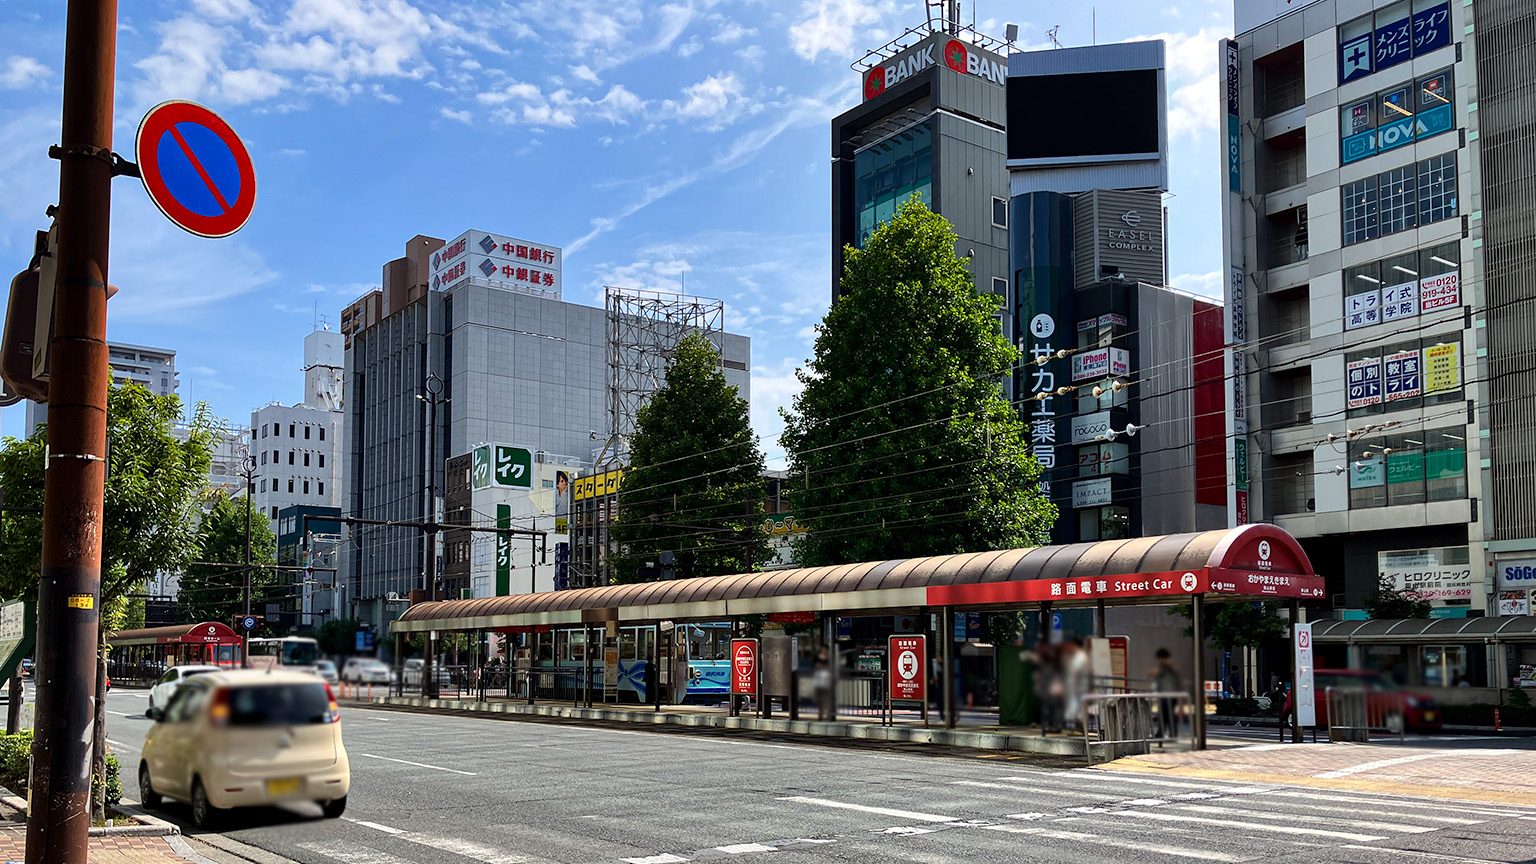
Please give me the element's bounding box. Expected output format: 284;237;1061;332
0;600;36;682
495;504;512;596
472;445;493;491
494;445;533;489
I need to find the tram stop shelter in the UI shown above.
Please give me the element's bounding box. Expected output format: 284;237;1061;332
107;621;243;686
391;524;1321;750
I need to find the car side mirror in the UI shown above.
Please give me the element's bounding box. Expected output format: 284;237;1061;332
146;707;164;721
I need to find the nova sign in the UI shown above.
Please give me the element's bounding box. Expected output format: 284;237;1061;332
863;35;1005;101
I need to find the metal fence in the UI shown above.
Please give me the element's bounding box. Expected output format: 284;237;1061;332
1325;687;1406;743
1081;692;1191;765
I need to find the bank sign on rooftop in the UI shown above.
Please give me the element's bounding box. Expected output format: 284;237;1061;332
862;33;1006;101
429;229;563;298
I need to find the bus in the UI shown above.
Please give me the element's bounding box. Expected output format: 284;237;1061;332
247;636;321;672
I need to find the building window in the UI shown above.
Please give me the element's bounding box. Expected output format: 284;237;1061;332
303;480;310;495
1342;178;1377;245
992;197;1008;229
318;482;325;496
1425;427;1467;500
287;479;294;493
305;426;311;440
1349;428;1467;509
261;451;268;465
272;450;279;463
1348;336;1458;419
1378;165;1417;234
289;424;295;437
853;120;933;248
1418;152;1458;224
288;451;294;465
271;507;278;519
1079;506;1131;541
304;453;310;467
1340;69;1455;166
1338;0;1451;85
320;428;325;441
262;424;268;438
259;479;265;492
1342;242;1461;328
319;454;325;468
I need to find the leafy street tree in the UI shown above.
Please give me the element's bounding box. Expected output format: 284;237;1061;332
1365;575;1433;619
317;618;367;657
178;491;278;626
781;198;1056;565
0;383;218;819
611;333;772;582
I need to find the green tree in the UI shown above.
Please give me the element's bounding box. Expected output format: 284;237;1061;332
1364;575;1433;619
1168;601;1287;650
0;383;218;820
780;199;1055;565
177;491;278;626
317;618;366;657
611;333;771;583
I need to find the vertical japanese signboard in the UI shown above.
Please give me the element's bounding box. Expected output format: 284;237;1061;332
1423;342;1460;393
1347;357;1382;409
495;504;512;596
730;638;758;696
1225;40;1241;193
1384;349;1422;402
494;445;533;488
888;635;926;703
472;445;492;491
1293;622;1316;727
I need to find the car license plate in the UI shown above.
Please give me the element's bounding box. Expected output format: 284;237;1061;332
266;778;302;796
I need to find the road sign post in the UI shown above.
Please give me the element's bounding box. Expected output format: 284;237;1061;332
730;638;757;717
887;635;927;727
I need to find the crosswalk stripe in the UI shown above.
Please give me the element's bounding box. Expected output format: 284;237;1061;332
1198;798;1484;825
1170;804;1437;834
1339;845;1512;864
1260;789;1533;817
1110;809;1387;841
777;796;955;823
346;816;539;863
621;855;689;864
298;842;414;864
951;780;1105;796
983;824;1257;862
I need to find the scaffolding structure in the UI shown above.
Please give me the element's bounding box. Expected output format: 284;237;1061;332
604;287;726;456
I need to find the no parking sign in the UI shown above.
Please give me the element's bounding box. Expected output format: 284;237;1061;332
135;101;256;237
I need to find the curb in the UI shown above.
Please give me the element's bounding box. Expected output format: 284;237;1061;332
0;784;180;837
359;696;1093;758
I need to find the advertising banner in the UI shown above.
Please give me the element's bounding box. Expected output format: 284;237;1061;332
1071;347;1130;382
930;568;1325;605
1497;560;1536;590
888;635;927;703
1345;290;1381;330
1499;590;1530;617
1420;271;1460;310
429;230;562;297
1423;342;1460;393
1379;547;1473;601
1226;39;1241;192
1073;477;1113;509
1347;357;1382;409
1384;349;1422;402
1070;411;1112;445
495;504;512;597
603;643;619;699
730;638;758;696
1381;280;1419;321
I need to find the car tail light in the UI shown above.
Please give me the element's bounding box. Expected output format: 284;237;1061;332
323;682;340;723
209;687;231;726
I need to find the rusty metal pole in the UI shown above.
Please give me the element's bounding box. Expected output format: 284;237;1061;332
27;0;116;860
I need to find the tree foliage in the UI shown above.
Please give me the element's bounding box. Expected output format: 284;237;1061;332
177;491;277;625
1364;575;1433;619
1169;601;1288;650
611;334;771;582
780;199;1055;565
0;385;218;608
317;618;366;657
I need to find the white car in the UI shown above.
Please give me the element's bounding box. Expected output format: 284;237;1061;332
314;660;340;685
341;658;390;684
147;665;220;716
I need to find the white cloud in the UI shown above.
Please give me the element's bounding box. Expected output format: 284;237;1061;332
1171;270;1223;299
221;67;288;103
569;64;601;85
736;44;766;67
750;358;806;463
671;72;748;129
788;0;882;61
676;37;703;58
480;80;645;128
0;57;51;90
1132;27;1228;140
440;106;472;124
710;19;757;44
191;0;256;19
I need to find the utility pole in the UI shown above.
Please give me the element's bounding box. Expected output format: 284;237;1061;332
241;446;254;666
27;0;117;861
418;372;445;698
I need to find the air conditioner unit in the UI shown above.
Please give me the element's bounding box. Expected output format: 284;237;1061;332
535;450;547;463
1296;410;1312;424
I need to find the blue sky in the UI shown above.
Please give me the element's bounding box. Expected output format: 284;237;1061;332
0;0;1233;464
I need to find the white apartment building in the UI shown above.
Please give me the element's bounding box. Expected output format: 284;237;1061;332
251;329;344;523
25;340;179;436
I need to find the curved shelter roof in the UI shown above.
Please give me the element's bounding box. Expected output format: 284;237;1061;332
111;621;243;647
394;524;1319;634
1313;616;1536;643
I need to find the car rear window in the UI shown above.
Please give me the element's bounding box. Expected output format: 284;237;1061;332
228;684;332;726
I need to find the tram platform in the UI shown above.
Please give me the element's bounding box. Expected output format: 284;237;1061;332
344;691;1192;759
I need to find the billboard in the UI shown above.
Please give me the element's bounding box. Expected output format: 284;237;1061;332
1007;68;1160;163
428;229;563;297
861;33;1006;101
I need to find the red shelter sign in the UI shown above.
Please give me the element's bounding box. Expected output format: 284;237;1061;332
730;638;758;695
888;635;926;702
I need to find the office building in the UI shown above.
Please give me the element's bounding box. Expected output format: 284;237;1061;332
25;340;179;436
342;231;751;634
1221;0;1513;653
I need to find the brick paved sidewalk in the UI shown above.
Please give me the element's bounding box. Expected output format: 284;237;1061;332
0;826;213;864
1101;740;1536;805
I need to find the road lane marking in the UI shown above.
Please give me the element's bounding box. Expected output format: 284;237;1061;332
982;825;1256;862
1112;810;1386;841
622;856;688;864
346;817;537;863
1171;804;1436;834
1203;798;1482;824
714;844;774;854
106;710;137;718
1259;790;1532;817
776;796;955;823
344;818;404;834
951;780;1101;796
1339;845;1509;864
105;739;138;752
1034;773;1265;792
298;842;414;864
1313;750;1518;779
357;753;477;775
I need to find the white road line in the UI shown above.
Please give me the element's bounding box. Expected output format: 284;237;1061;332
105;738;138;752
1034;773;1263;792
344;818;404;834
1171;804;1436;834
1313;750;1518;779
1112;809;1387;841
106;710;136;718
951;780;1102;796
1205;797;1483;824
622;856;689;864
983;824;1256;862
1339;845;1511;864
1260;789;1533;817
346;816;537;863
714;844;774;854
776;796;955;823
1005;813;1047;820
297;842;415;864
357;753;477;775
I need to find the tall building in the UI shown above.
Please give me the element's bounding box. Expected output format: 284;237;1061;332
1222;0;1505;650
25;340;178;436
341;231;751;635
251;329;344;523
830;19;1011;309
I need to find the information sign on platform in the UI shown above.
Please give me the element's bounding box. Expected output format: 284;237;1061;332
888;635;926;703
730;638;757;696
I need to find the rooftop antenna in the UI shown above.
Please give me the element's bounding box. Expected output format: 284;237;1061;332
1093;7;1097;45
1047;25;1062;48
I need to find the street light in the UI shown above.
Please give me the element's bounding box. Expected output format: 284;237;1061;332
238;440;256;668
416;372;447;698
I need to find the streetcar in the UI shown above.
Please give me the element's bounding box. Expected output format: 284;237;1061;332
508;621;733;703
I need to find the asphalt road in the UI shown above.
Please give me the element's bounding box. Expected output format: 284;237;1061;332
101;687;1536;864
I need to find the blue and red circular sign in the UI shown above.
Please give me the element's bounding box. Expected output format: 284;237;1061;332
135;101;256;238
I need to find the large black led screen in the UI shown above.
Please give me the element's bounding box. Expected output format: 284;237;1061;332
1007;69;1160;160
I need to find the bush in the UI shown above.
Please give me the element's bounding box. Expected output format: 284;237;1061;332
93;752;121;808
0;729;31;793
